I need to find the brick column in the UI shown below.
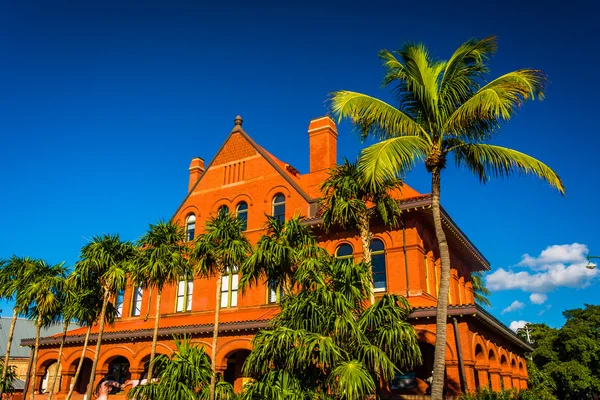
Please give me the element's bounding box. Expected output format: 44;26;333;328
463;361;476;392
500;372;512;390
512;375;520;392
59;373;74;394
488;368;502;391
476;367;489;388
520;377;528;390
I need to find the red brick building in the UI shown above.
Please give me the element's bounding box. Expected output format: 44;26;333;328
25;116;531;399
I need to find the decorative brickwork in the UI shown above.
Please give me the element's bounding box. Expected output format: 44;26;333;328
213;133;257;166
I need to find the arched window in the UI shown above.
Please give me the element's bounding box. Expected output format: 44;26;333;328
218;205;229;216
186;214;196;241
335;243;353;261
236;202;248;231
108;356;130;386
272;194;285;223
371;239;386;292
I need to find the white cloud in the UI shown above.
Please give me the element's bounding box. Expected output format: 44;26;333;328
501;300;525;314
509;320;530;332
529;293;548;304
487;243;599;293
518;243;588;269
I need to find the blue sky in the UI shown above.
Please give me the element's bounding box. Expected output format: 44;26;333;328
1;0;598;329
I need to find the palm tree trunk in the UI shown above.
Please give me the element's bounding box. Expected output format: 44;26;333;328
358;211;375;304
85;291;110;400
47;320;69;400
144;286;153;322
0;308;19;397
147;288;162;380
430;168;452;400
65;324;92;400
29;313;43;400
209;270;224;400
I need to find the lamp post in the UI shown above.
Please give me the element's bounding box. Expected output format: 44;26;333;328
586;255;599;270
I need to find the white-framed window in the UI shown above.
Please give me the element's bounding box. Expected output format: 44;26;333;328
220;267;239;308
176;279;194;312
116;289;125;318
218;205;229;216
272;194;285;223
267;280;284;304
186;214;196;241
335;243;353;261
132;287;143;317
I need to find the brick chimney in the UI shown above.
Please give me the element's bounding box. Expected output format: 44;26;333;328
308;116;338;173
188;157;205;192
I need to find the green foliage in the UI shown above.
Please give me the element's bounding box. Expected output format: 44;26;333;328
522;304;600;399
128;337;236;400
470;271;491;307
330;35;564;194
21;260;68;327
132;220;192;292
241;240;421;400
0;359;17;394
459;388;554;400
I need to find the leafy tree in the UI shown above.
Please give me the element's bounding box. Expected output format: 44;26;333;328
127;336;235;400
242;243;421;400
76;234;136;400
320;160;403;304
519;305;600;399
132;220;192;380
0;256;39;398
0;359;17;395
192;210;251;400
330;36;564;399
22;260;67;400
471;271;491;307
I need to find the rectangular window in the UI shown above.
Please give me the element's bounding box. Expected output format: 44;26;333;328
372;253;386;292
132;287;143;317
220;268;239;308
176;279;194;312
424;256;430;294
268;281;284;304
116;290;125;318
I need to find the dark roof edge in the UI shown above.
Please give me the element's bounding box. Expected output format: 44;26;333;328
410;305;533;352
21;319;269;347
439;206;491;269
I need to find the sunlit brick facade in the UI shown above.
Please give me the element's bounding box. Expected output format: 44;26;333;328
26;116;530;399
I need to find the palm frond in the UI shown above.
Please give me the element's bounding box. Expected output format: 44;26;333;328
358;136;429;190
453;143;565;194
329;91;426;141
444;69;548;139
471;271;491;307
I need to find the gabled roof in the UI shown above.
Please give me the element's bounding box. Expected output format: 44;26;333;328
0;317;67;358
172;119;317;220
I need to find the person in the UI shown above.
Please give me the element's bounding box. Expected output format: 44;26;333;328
94;375;132;400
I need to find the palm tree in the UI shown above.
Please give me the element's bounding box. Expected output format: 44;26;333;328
21;260;66;400
132;220;191;380
64;276;116;400
192;210;251;400
0;359;17;397
76;234;136;400
330;36;564;399
471;271;491;307
0;256;38;398
240;215;324;297
127;336;236;400
320;159;403;304
242;250;421;400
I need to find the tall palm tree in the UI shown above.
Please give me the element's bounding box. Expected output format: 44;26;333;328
132;220;191;380
192;210;251;400
240;215;324;297
471;271;491;307
0;256;38;398
64;276;116;400
76;234;136;400
320;159;403;304
331;36;564;399
21;260;66;400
